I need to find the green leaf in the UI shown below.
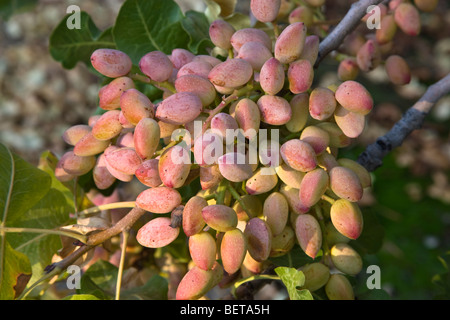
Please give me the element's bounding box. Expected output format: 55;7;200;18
78;275;111;300
0;143;52;225
49;12;116;69
181;10;214;54
0;0;37;21
121;275;169;300
62;294;100;300
274;267;313;300
0;241;31;300
7;188;73;285
0;143;52;298
113;0;189;65
81;260;118;294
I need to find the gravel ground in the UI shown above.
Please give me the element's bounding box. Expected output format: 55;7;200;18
0;0;123;164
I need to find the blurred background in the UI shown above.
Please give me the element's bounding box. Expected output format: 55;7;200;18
0;0;449;299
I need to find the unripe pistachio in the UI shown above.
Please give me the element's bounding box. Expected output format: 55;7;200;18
376;14;397;45
299;35;319;65
337;158;372;188
73;132;110;157
280;139;317;172
135;159;162;188
300;263;330;292
270;225;295;257
250;0;281;23
394;3;421;36
183;196;208;236
99;76;135;110
279;183;310;214
316;122;351;149
230;28;272;52
325;274;355;300
170;48;195;69
356;39;381;72
275;162;305;189
300;126;330;155
62;125;91;146
285;93;309;133
202;205;238;232
91;110;122;141
299;168;329;208
156;92;203;125
330;243;363;275
337;58;359;81
175;74;216;107
120;89;154;126
136;187;182;214
208;58;253;88
90;49;132;78
274;22;307;64
329;166;363;202
288;59;314;94
209;19;236;50
234;98;260;138
134;118;160;160
93;153;116;190
257;95;292;125
334;105;366;139
200;164;223;190
159;145;191;189
295;214;322;259
385;55;411;86
246;168;278;195
260;58;285;96
217;152;254;183
330;199;364;240
238;41;273;71
221;228;247;274
335;80;373;115
414;0;439;12
59;151;96;176
137;217;180;248
189;232;217;270
289;6;313;26
263;192;289;236
175;262;223;300
244;218;273;262
139;51;174;82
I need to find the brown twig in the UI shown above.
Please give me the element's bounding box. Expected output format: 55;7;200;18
86;207;146;246
358;73;450;171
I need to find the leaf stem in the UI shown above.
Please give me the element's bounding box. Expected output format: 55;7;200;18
215;180;228;205
128;73;176;93
231;274;280;298
321;194;336;205
227;184;252;219
115;229;129;300
0;227;87;244
77;201;136;218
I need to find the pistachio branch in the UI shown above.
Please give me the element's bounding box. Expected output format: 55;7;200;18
315;0;384;67
358;73;450;172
